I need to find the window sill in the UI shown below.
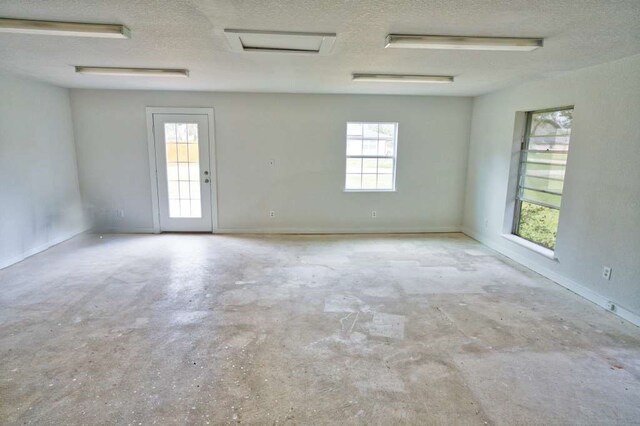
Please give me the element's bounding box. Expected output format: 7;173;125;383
343;189;397;193
501;234;558;261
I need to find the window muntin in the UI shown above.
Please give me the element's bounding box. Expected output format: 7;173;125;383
513;107;573;250
164;122;202;218
345;122;397;191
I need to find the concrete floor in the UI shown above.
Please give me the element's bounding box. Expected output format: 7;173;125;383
1;233;639;425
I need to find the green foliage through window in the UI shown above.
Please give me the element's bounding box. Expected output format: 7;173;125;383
516;202;559;250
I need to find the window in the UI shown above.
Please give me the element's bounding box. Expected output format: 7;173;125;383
513;107;573;250
345;122;398;191
164;122;202;218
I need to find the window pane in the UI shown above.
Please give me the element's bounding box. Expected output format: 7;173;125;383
189;163;200;181
164;123;177;143
346;158;362;174
166;144;178;162
347;138;362;156
190;181;201;200
362;140;377;156
521;188;561;208
378;158;393;174
363;123;378;138
522;175;563;193
377;174;393;189
522;161;565;181
362;174;377;189
378;139;394;156
379;124;395;138
187;123;198;142
168;181;179;199
347;123;363;136
176;123;188;142
180;200;191;216
345;174;362;189
178;164;190;180
517;201;559;250
362;158;377;173
167;163;178;180
177;144;189;162
188;144;199;162
179;181;191;200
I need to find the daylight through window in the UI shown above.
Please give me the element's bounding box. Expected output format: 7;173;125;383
514;107;573;250
345;122;398;191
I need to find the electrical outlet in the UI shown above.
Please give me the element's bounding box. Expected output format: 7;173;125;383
269;211;276;218
116;209;124;218
371;211;377;218
606;301;616;312
602;266;612;280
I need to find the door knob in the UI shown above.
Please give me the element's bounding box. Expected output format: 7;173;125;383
204;178;210;183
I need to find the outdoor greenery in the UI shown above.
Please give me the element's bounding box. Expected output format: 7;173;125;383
516;201;559;250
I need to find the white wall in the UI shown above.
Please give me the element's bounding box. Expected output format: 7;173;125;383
70;91;472;233
463;54;640;322
0;71;86;269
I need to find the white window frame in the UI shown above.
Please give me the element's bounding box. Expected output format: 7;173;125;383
511;105;573;252
344;122;398;192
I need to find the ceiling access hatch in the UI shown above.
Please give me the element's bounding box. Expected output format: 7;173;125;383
224;29;336;55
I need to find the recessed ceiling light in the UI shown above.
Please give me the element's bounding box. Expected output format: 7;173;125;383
0;18;130;38
385;34;543;51
224;29;336;55
75;66;189;77
352;74;454;84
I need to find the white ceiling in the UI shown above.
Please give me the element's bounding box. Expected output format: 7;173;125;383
0;0;639;96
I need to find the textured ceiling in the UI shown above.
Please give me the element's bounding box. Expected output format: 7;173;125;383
0;0;639;96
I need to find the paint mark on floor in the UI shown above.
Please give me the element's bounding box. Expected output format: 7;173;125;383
369;313;405;339
324;294;369;313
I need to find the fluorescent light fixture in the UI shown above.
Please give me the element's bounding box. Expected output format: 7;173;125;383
224;29;336;55
75;66;189;77
0;18;130;38
385;34;543;51
352;73;454;84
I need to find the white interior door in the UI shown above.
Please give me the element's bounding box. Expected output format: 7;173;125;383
152;113;213;232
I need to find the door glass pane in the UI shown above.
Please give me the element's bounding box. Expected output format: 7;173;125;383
164;122;202;218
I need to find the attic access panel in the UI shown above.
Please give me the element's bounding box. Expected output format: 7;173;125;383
224;29;336;55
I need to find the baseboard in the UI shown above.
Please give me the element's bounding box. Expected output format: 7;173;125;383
462;226;640;327
90;225;460;235
0;228;88;271
214;226;461;235
91;227;157;234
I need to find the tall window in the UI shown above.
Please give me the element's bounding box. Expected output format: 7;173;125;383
345;122;398;191
514;107;573;250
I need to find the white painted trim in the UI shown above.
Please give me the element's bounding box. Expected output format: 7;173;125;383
501;233;557;260
214;226;461;234
91;227;158;234
145;107;218;233
82;226;460;235
463;226;640;327
145;109;161;233
0;229;87;270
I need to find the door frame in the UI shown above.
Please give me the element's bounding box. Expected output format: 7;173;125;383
145;107;218;233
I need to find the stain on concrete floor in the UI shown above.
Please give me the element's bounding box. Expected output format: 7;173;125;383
0;233;639;425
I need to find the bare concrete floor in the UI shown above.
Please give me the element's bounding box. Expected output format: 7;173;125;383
1;233;639;425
